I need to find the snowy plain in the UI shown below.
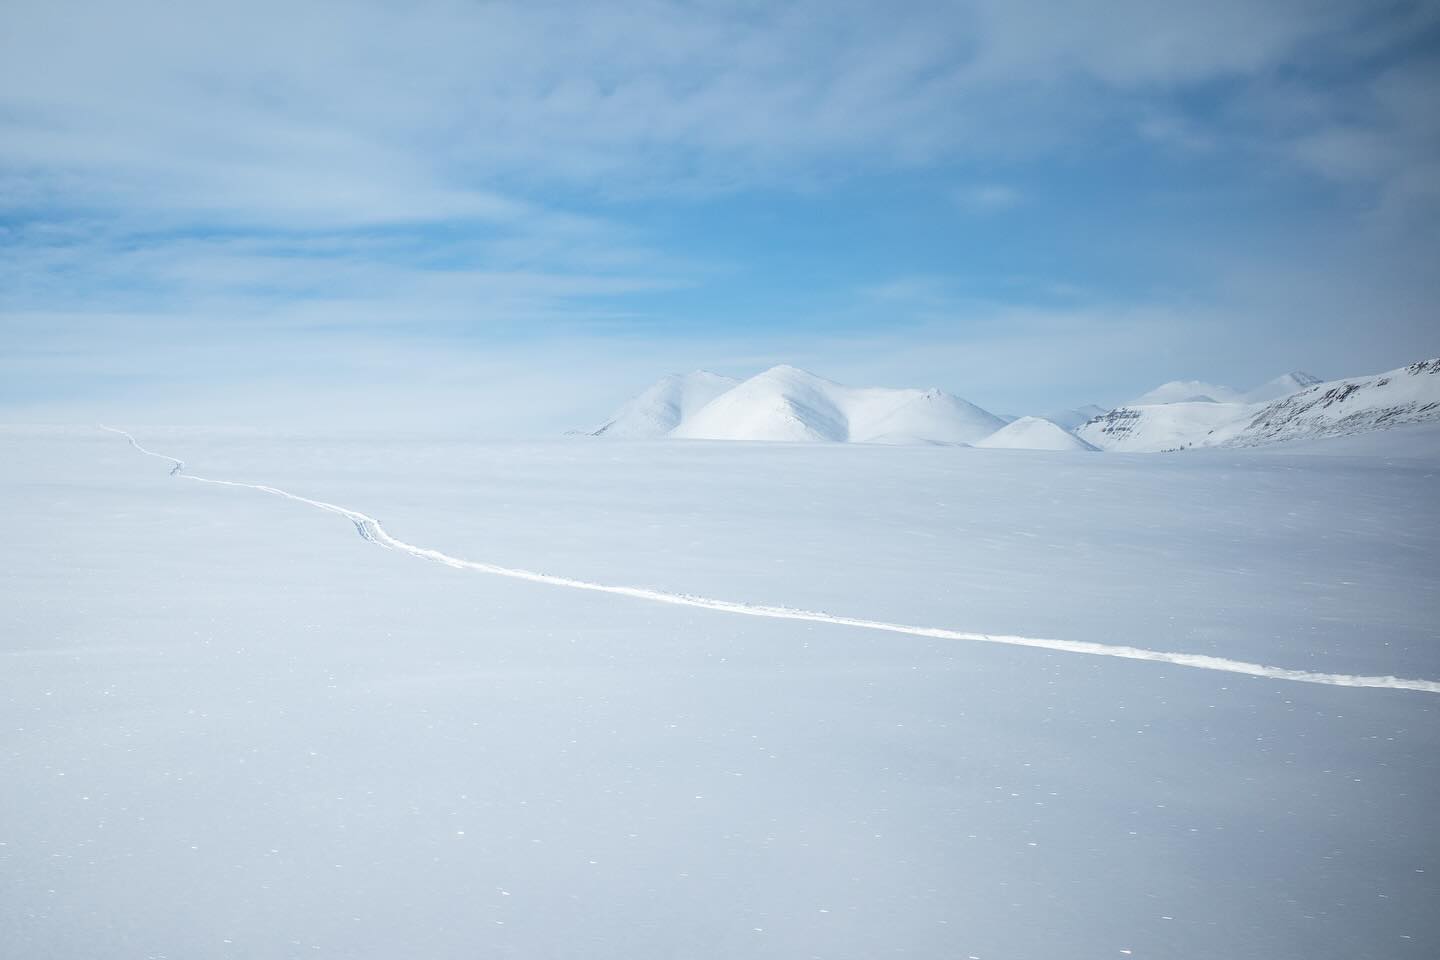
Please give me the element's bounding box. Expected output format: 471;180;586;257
3;425;1438;958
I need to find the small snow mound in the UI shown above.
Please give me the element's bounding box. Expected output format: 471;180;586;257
974;417;1099;451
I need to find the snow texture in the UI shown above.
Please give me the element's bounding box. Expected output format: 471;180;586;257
100;427;1430;690
4;424;1438;959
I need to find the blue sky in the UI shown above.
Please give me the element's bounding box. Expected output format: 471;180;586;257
2;0;1438;432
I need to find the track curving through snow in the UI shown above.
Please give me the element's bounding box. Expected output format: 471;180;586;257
101;426;1440;694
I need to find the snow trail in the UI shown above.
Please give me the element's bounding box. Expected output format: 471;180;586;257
101;426;1440;694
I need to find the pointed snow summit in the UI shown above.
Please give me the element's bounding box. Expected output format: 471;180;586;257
668;365;1004;444
974;417;1099;451
589;371;739;438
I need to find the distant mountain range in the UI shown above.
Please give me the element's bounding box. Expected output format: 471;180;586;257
581;358;1440;452
669;365;1004;444
586;366;1011;445
1126;372;1321;407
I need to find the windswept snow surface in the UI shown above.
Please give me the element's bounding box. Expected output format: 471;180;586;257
101;427;1431;690
974;416;1099;451
588;371;739;438
4;426;1439;959
669;365;1004;443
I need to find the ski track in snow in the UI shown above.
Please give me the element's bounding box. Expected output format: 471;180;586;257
100;426;1440;695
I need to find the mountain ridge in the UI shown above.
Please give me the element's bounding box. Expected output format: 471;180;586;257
1079;359;1440;451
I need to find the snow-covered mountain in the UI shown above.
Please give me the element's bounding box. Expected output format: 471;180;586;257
584;359;1436;453
1079;359;1440;451
1216;359;1440;447
974;417;1099;451
588;371;739;438
1076;401;1247;452
1126;371;1320;407
670;365;1004;444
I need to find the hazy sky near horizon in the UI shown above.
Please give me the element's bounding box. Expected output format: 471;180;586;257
3;0;1438;431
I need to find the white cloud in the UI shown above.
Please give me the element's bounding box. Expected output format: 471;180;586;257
953;184;1023;212
0;0;1415;225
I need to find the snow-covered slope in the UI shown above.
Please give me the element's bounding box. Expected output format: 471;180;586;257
1080;359;1440;451
974;416;1099;451
589;371;739;438
1216;359;1440;447
669;365;1003;444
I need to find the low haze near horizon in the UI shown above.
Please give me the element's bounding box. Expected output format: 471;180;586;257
3;0;1438;433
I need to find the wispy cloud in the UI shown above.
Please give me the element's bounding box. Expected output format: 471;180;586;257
952;184;1024;213
2;0;1421;216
